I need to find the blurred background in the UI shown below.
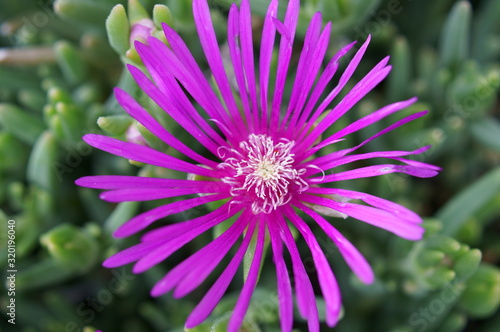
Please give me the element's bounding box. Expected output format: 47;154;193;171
0;0;499;331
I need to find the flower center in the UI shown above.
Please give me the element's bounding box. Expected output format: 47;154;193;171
219;134;308;214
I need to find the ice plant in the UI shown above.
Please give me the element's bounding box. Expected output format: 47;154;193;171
76;0;440;330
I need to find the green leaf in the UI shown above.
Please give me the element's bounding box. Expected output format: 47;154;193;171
127;0;150;25
27;131;59;192
437;167;500;236
54;41;87;84
153;5;174;28
460;264;500;318
439;1;471;71
387;36;411;102
106;4;131;55
0;103;45;145
97;114;133;136
54;0;113;28
470;117;500;151
40;223;99;271
104;201;140;233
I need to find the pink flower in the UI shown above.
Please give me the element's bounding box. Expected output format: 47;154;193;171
76;0;440;331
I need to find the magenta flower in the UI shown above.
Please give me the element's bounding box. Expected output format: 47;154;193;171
76;0;440;330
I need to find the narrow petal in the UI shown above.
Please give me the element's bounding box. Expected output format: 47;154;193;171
306;146;432;176
307;187;422;225
295;36;373;143
115;87;219;168
141;201;236;243
129;51;227;153
283;207;342;327
103;240;163;268
294;41;357;133
270;0;300;130
192;0;245;132
284;16;330;131
83;134;219;178
298;61;392;151
392;157;442;171
115;193;229;238
311;97;418;152
268;214;293;332
227;220;266;332
76;175;215;190
294;201;375;284
160;24;237;136
299;194;425;240
133;205;240;273
306;111;430;159
278;214;320;331
174;213;253;298
99;184;227;203
185;218;257;328
310;164;439;183
258;0;278;128
239;0;258;125
227;4;253;129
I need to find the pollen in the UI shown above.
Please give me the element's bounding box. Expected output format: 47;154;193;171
219;134;308;214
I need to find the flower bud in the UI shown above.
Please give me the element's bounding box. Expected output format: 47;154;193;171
460;264;500;318
106;4;130;55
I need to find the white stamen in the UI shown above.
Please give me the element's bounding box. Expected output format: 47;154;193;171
219;134;308;214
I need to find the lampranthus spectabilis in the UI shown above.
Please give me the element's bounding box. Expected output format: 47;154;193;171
76;0;440;330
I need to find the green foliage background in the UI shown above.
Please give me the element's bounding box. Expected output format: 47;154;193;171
0;0;499;331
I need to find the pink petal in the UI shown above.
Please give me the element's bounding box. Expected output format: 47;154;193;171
295;201;375;284
268;214;293;332
103;240;163;268
306;146;432;176
185;218;257;328
227;220;266;332
129;50;226;153
311;97;418;153
114;87;219;168
258;0;278;128
239;0;258;127
227;4;253;129
192;0;245;133
270;0;300;130
294;41;357;133
160;23;236;137
277;213;320;332
299;194;425;240
310;164;439;183
150;211;250;297
83;134;220;178
99;184;227;203
114;193;229;238
315;111;430;162
76;175;213;190
306;187;422;224
133;205;240;273
284;207;341;327
295;36;373;143
298;61;392;151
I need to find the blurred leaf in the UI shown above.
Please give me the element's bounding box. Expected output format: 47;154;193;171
0;103;44;145
106;4;130;55
439;1;471;71
470;117;500;151
54;41;87;84
460;263;500;318
437;167;500;236
27;131;59;192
